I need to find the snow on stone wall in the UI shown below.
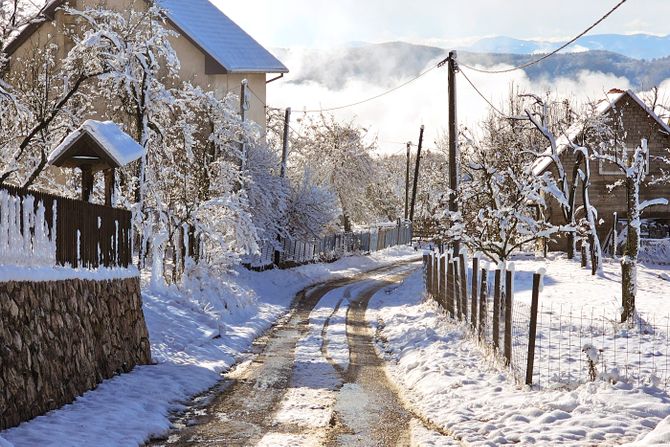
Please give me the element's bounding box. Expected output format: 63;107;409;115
0;189;57;267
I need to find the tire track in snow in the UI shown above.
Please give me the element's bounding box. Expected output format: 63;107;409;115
145;261;419;447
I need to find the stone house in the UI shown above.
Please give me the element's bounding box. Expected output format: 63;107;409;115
3;0;288;129
533;89;670;252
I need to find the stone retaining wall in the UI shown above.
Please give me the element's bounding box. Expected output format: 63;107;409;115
0;277;151;430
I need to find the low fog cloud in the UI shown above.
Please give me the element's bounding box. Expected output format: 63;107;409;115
267;52;665;155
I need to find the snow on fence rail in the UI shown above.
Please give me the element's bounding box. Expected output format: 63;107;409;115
424;250;670;390
0;185;132;269
245;221;413;269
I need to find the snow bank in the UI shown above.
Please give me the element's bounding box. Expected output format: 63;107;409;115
367;268;670;445
0;265;139;282
0;246;418;447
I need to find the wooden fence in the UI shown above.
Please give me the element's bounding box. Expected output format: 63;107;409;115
245;221;413;270
0;185;132;269
423;250;543;386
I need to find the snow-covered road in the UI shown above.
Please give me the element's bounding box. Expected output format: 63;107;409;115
146;261;448;446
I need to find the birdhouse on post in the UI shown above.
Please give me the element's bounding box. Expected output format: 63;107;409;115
48;120;146;206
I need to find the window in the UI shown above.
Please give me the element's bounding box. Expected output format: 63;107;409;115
598;143;650;176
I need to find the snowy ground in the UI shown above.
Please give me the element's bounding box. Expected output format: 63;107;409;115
368;255;670;446
0;246;419;447
509;253;670;389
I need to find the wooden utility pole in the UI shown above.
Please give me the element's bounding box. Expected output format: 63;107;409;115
409;125;424;223
280;107;292;178
239;79;249;170
448;51;460;253
275;107;292;267
404;142;411;220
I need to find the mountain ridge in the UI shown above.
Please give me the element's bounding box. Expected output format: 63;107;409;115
274;42;670;91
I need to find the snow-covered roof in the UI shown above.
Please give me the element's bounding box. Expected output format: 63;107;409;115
157;0;288;74
49;120;145;168
5;0;288;75
532;89;670;176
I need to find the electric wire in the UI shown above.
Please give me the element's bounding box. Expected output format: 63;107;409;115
458;69;509;118
264;64;440;115
459;0;628;74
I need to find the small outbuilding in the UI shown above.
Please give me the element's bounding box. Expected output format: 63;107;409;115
48;120;145;206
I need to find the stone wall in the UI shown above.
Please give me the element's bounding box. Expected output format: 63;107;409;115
0;277;151;430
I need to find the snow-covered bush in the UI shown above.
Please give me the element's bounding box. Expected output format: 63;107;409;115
582;343;601;382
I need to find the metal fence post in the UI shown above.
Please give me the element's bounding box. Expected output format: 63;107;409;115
526;273;542;386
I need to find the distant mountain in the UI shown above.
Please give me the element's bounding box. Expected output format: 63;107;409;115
461;34;670;60
274;42;670;91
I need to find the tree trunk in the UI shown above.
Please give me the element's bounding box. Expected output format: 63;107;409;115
621;176;639;323
566;152;584;260
342;213;352;233
567;232;575;259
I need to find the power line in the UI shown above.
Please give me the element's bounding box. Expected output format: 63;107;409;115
459;0;628;75
286;64;440;114
458;69;509;118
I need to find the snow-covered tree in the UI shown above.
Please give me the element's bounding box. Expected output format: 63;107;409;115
284;172;338;239
288;113;375;232
459;128;561;263
592;125;668;321
527;102;603;273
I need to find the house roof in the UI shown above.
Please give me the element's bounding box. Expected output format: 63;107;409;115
157;0;287;74
49;120;146;170
3;0;288;75
532;89;670;176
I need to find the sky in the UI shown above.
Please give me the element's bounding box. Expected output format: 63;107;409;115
213;1;670;154
216;0;669;49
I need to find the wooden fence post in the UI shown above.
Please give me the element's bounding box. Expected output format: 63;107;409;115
459;254;468;322
526;273;542;386
479;268;487;341
493;269;501;351
453;258;461;320
446;255;454;317
433;253;439;299
424;254;432;296
504;269;513;366
471;257;479;330
439;255;446;309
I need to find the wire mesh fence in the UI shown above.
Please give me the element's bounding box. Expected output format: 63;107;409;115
244;220;413;270
423;250;670;391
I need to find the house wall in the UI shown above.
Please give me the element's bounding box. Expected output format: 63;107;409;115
545;94;670;251
0;276;151;430
6;0;269;130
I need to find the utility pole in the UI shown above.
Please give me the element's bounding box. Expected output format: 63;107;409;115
239;79;249;171
409;125;424;223
275;107;292;267
280;107;292;178
448;51;460;253
404;141;411;220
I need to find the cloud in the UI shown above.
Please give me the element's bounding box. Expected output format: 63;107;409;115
215;0;670;49
267;52;651;155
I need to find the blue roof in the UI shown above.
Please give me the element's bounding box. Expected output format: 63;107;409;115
158;0;288;74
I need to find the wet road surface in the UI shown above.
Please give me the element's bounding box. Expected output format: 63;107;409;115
146;261;424;447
